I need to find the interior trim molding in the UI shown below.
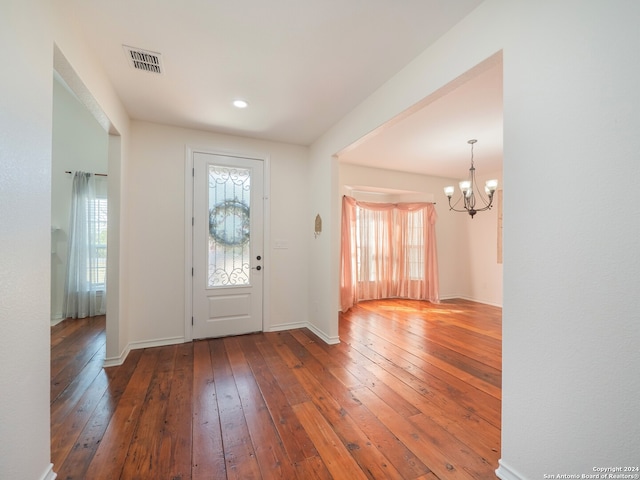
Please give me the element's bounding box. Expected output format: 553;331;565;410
266;321;308;333
496;459;526;480
104;343;131;368
305;322;340;345
440;294;503;308
40;463;57;480
103;336;184;368
103;325;340;367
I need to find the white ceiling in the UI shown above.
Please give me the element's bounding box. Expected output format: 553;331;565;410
65;0;501;178
338;55;503;179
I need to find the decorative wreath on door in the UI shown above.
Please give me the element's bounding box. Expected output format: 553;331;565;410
209;200;250;247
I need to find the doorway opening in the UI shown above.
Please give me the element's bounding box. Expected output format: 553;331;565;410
52;44;122;365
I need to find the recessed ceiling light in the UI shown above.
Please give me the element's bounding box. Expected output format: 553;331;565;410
233;99;248;109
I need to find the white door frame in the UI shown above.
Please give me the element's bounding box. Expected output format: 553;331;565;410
184;146;271;342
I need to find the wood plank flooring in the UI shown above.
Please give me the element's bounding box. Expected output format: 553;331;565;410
51;298;501;479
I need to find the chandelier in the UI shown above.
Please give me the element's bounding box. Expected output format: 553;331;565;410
444;139;498;219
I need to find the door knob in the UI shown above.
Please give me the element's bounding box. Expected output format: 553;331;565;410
252;265;262;271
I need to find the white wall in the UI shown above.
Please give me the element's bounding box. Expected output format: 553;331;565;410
500;3;640;477
0;1;54;479
462;169;503;307
308;138;341;342
311;1;640;478
51;75;109;322
126;121;310;348
0;3;132;476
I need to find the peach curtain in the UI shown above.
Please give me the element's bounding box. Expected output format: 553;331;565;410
340;195;439;312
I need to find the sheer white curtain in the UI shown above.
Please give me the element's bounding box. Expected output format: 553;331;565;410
62;171;107;318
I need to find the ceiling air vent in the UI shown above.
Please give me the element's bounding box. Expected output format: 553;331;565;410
123;45;163;74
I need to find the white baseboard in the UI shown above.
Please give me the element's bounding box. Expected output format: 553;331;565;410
267;321;340;345
103;336;184;368
103;324;340;368
266;321;308;332
266;320;340;345
438;294;462;302
40;463;57;480
305;322;340;345
129;336;185;351
104;343;131;368
50;315;64;326
496;459;526;480
440;294;503;308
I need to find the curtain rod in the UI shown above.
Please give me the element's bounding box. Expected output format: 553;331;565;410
65;170;108;177
342;194;436;205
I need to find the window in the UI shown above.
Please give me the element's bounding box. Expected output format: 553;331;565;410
63;172;108;318
88;197;108;290
406;210;424;280
340;196;439;311
354;207;424;282
355;207;391;282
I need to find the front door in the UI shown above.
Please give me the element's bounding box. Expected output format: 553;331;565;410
192;152;264;339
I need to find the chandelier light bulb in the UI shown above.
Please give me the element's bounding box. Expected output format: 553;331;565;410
485;179;498;193
444;186;455;198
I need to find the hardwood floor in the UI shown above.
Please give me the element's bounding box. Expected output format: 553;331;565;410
51;298;502;479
